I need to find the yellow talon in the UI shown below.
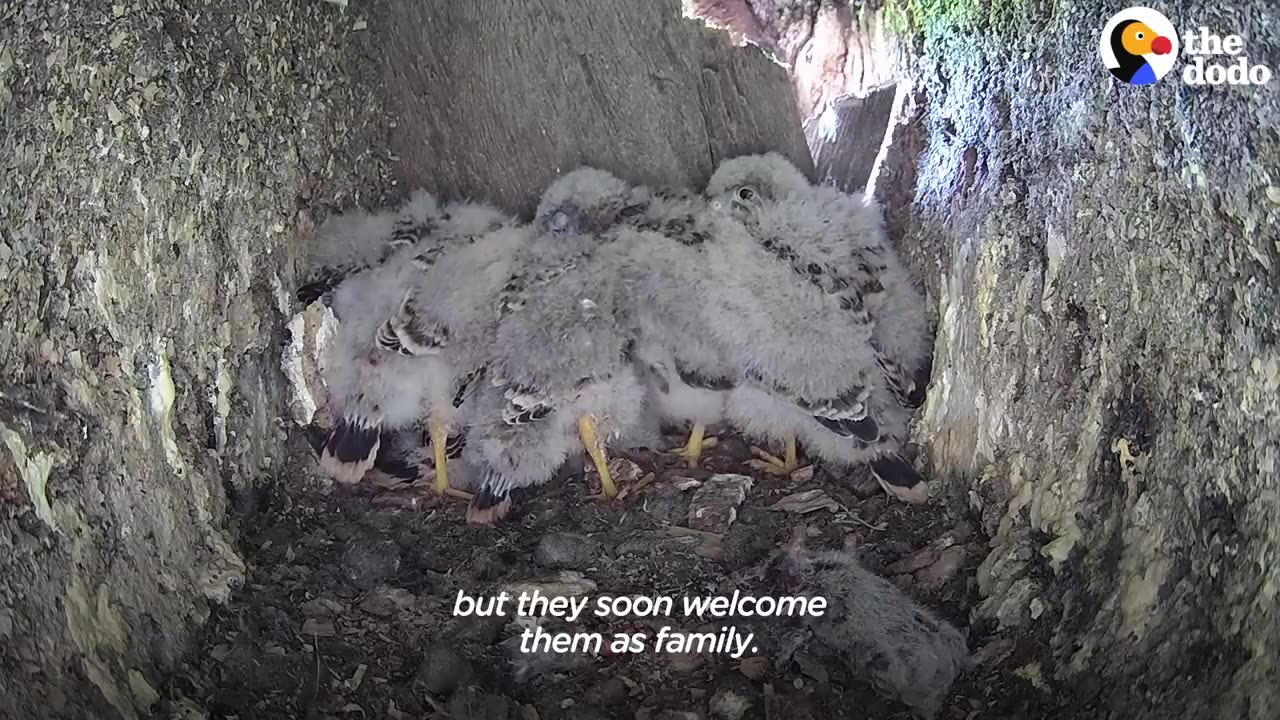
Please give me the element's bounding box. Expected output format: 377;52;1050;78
430;418;471;500
749;433;800;476
578;414;616;499
674;422;715;468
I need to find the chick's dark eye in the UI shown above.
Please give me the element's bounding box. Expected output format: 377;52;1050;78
1135;32;1144;39
737;187;755;202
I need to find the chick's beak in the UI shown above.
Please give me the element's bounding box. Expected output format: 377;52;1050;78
1151;35;1172;55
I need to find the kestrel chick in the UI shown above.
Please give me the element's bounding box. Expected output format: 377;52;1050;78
298;189;440;307
316;197;518;489
704;153;931;503
772;546;971;719
463;169;646;524
589;181;737;468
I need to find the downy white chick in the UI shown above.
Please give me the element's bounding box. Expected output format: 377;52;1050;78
704;153;930;503
298;189;440;306
317;199;515;489
462;169;645;525
709;155;930;385
319;257;431;483
694;201;898;483
771;546;972;719
375;212;528;501
598;184;738;467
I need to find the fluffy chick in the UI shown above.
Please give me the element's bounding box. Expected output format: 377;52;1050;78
577;180;736;467
379;210;526;499
319;257;432;482
705;153;930;502
695;201;900;476
298;189;439;306
462;169;645;524
318;200;515;487
772;547;972;719
705;153;930;393
607;232;735;466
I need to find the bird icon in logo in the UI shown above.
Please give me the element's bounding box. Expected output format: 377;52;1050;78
1107;17;1174;85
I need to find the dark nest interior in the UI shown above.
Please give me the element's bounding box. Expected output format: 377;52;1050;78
171;435;1044;720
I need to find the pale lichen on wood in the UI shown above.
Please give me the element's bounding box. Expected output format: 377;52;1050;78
0;0;396;715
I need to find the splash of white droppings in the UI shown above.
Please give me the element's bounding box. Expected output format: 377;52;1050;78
216;362;232;443
206;356;232;453
283;311;316;425
146;340;185;476
1;423;58;532
269;272;291;316
314;302;339;378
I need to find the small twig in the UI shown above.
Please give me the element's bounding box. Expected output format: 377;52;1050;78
850;516;887;531
838;510;887;531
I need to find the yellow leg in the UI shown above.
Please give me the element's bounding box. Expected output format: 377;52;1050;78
675;422;709;468
430;418;472;500
749;433;800;476
578;415;616;499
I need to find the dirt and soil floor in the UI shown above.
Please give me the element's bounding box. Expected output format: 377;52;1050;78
163;425;1067;720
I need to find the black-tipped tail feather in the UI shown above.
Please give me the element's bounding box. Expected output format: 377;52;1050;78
327;418;381;463
372;428;420;481
869;454;929;504
806;386;879;442
466;472;512;525
319;417;381;484
816;414;880;442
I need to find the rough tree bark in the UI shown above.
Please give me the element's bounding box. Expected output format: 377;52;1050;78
685;0;906;195
0;0;810;717
686;0;906;123
876;2;1280;718
810;85;899;193
383;0;812;213
0;1;398;716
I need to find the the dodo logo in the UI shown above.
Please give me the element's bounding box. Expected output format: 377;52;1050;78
1099;7;1178;86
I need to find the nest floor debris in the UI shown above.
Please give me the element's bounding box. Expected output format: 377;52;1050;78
164;429;1065;719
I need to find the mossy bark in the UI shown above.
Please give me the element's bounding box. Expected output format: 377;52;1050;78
878;1;1280;716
